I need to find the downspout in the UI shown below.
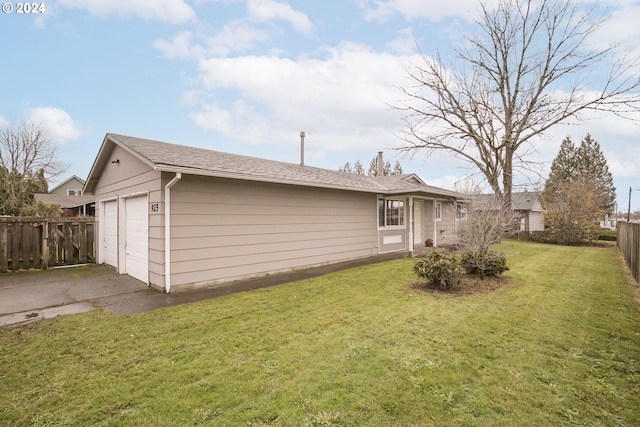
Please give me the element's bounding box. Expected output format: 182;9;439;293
164;173;182;293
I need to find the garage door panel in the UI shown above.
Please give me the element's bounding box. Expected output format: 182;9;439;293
125;196;149;283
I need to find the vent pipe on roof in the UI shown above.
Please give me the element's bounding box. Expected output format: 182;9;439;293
300;131;306;166
377;151;383;176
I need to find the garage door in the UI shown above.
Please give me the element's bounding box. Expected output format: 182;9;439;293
103;200;118;268
125;196;149;283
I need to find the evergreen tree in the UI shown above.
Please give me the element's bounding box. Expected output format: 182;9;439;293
338;162;353;174
340;157;402;177
367;157;391;177
576;134;616;212
392;160;404;175
353;160;365;175
543;134;616;244
543;137;578;195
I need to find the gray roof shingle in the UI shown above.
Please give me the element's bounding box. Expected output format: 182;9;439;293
95;133;461;198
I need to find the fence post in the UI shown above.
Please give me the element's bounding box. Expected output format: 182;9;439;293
0;223;7;273
42;221;49;270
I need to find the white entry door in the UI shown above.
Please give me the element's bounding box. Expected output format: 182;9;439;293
124;196;149;283
103;200;118;268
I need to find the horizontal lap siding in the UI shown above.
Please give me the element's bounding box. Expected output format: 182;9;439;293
169;176;377;289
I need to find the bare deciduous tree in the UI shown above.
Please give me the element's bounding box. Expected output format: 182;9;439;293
0;120;66;215
455;180;519;255
396;0;640;208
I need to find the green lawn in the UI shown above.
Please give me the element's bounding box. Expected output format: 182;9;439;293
1;241;639;426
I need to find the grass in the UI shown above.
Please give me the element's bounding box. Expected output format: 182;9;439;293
1;241;639;426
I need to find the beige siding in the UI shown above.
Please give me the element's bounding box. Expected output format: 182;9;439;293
437;200;458;245
92;145;163;287
413;198;459;248
528;211;545;232
50;177;84;195
168;175;378;290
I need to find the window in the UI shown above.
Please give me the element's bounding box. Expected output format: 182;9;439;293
435;201;442;221
67;189;82;196
456;203;467;220
378;198;404;227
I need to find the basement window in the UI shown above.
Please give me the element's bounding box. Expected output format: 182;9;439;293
378;198;405;227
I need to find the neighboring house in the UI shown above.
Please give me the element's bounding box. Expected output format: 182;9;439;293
33;175;95;216
49;175;85;196
83;133;464;292
473;191;545;233
33;193;95;217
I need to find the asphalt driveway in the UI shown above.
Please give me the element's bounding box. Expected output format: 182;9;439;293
0;252;405;328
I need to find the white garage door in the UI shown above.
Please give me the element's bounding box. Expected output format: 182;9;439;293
103;200;118;268
125;196;149;283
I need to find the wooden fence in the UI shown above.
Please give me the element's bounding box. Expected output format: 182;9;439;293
617;221;640;284
0;217;95;272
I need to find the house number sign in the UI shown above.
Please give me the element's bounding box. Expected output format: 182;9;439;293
150;202;162;214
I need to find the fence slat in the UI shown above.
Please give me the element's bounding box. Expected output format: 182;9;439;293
0;217;95;272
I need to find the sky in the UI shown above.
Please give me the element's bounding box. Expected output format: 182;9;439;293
2;0;640;212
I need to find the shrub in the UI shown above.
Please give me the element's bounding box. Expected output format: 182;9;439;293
413;251;462;290
460;250;508;278
597;228;617;242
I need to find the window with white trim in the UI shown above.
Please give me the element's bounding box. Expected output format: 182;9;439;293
435;201;442;221
378;198;405;227
67;189;82;196
456;203;467;220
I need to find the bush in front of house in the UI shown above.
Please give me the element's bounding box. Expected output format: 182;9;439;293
413;251;463;290
460;249;509;278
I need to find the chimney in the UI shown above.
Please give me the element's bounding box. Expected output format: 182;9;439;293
300;131;306;166
377;151;383;176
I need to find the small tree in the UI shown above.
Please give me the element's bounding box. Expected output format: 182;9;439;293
0;120;66;215
455;181;515;277
544;175;605;245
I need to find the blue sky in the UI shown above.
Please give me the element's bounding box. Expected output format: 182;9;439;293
2;0;640;212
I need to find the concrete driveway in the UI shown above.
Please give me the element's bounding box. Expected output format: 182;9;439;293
0;264;154;327
0;253;406;328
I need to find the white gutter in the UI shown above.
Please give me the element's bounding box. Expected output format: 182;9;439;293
164;173;182;293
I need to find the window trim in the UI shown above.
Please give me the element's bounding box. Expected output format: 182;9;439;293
435;201;442;221
378;197;406;229
456;203;467;220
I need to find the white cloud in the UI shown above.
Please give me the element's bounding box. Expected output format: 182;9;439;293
26;107;85;142
247;0;313;34
154;31;204;59
59;0;196;24
190;42;419;153
385;28;417;54
359;0;494;23
205;21;271;56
